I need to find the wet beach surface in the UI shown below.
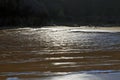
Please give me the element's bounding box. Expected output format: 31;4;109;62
0;26;120;80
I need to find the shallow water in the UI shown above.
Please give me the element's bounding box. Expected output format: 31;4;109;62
0;27;120;80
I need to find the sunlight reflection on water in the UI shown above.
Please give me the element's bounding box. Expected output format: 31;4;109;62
6;72;120;80
0;27;120;80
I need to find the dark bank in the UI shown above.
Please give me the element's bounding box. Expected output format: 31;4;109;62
1;0;120;27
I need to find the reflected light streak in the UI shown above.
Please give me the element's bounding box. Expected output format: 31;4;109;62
50;74;102;80
7;73;120;80
45;57;84;60
53;62;76;66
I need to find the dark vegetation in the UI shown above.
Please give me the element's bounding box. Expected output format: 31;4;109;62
0;0;48;27
0;0;120;27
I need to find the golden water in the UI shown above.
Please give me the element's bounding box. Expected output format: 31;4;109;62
0;27;120;80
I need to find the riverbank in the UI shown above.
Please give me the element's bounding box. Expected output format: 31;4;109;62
41;26;120;33
0;25;120;31
73;26;120;32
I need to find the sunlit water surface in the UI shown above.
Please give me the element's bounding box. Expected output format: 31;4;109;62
0;27;120;80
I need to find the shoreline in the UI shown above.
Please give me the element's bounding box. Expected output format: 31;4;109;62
76;26;120;32
41;26;120;32
0;26;120;32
